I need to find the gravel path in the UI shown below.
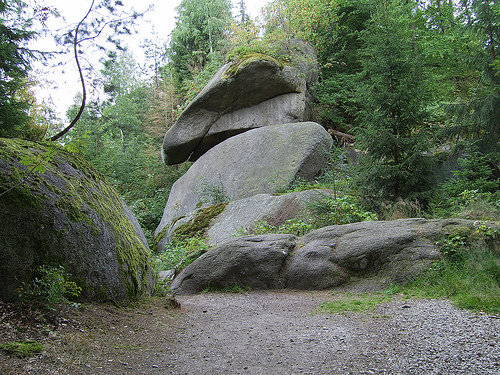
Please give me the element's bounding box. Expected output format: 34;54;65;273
166;291;500;375
2;290;500;374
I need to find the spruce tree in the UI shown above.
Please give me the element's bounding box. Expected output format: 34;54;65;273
446;0;500;156
169;0;232;87
354;0;435;201
0;0;36;137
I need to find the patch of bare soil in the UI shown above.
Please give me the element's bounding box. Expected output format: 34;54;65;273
1;290;499;374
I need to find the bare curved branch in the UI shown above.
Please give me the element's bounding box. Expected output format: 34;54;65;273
49;0;95;142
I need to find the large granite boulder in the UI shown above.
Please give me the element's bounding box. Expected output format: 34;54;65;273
156;189;333;253
280;38;319;91
154;122;333;250
170;234;297;294
0;138;155;302
207;190;333;246
162;45;317;165
171;219;490;295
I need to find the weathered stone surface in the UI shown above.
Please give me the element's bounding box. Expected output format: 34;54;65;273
171;218;490;295
207;190;333;246
189;93;311;161
285;239;346;290
0;138;155;302
171;234;297;295
162;48;317;165
280;38;320;91
154;122;333;248
299;219;443;284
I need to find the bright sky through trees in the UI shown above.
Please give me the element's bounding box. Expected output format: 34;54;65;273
32;0;269;119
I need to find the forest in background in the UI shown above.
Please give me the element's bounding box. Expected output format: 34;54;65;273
1;0;500;242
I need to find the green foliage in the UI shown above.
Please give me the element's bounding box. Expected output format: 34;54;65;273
404;245;500;314
169;0;232;87
309;194;378;227
235;192;376;238
0;340;43;358
438;226;472;263
354;0;436;201
177;52;225;110
153;203;227;272
129;188;170;243
62;48;189;243
16;265;82;311
399;222;500;313
474;222;500;243
196;176;230;205
249;218;314;237
312;0;373;131
318;292;391;314
0;0;37;138
445;151;499;196
153;237;211;272
443;0;500;155
427;149;500;219
281;178;325;194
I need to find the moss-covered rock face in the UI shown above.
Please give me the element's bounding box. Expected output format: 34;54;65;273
0;138;155;303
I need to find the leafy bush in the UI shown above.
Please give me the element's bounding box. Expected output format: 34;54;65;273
153;237;211;272
129;188;170;243
309;194;378;227
249;218;314;237
196;176;230;205
17;265;82;311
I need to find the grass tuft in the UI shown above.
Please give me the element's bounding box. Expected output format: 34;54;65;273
318;292;391;314
403;243;500;314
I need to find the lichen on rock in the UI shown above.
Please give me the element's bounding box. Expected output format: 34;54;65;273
0;138;155;303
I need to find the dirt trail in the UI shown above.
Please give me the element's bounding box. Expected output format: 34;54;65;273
1;290;500;374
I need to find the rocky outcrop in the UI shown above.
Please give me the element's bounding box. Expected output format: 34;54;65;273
162;44;317;165
171;219;486;295
156;189;332;253
154;122;332;251
0;138;155;302
280;38;319;91
170;234;297;294
207;190;332;246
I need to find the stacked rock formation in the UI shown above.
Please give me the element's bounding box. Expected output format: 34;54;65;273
154;40;331;251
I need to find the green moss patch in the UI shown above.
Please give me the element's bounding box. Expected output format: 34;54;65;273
0;340;44;358
0;138;154;302
223;52;288;79
172;203;227;244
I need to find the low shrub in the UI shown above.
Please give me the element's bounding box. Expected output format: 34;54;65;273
153;237;211;272
16;265;82;312
308;194;378;227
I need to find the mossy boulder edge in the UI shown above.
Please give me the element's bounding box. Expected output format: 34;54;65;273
0;138;155;302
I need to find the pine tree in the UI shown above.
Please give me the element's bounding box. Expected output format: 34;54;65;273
237;0;249;25
446;0;500;156
169;0;232;87
354;0;435;200
0;0;36;137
